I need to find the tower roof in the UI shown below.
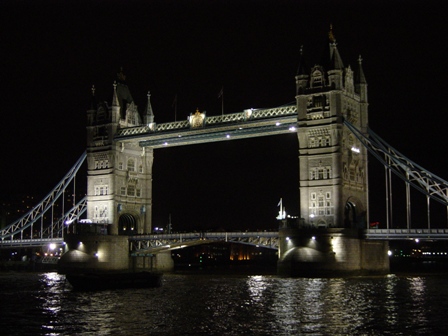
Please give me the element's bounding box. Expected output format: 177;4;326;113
355;55;367;84
112;68;134;119
320;25;344;71
112;81;120;107
145;91;155;122
330;43;344;70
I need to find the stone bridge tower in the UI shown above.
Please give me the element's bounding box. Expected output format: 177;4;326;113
85;71;154;235
295;29;369;229
277;30;388;276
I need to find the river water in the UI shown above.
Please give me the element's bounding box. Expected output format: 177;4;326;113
1;271;448;335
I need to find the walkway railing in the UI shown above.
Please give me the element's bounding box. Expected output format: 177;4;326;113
365;229;448;240
115;105;297;137
129;231;279;254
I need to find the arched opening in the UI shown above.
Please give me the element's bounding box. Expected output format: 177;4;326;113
317;219;327;228
344;201;357;228
118;214;138;235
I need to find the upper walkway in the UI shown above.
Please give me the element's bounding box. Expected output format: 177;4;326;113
115;105;298;148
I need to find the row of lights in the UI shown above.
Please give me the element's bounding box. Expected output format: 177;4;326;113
285;236;316;241
162;123;297;146
77;241;100;258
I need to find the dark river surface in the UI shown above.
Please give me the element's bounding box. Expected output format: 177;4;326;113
1;271;448;335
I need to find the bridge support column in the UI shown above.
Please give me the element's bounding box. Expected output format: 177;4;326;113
277;227;389;277
58;235;130;274
152;251;174;272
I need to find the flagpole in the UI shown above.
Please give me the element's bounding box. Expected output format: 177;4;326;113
218;86;224;116
172;94;178;121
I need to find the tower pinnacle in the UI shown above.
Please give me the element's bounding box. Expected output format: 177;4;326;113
356;55;367;84
144;91;155;125
328;24;336;43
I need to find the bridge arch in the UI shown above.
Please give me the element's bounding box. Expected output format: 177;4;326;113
344;197;366;229
118;213;139;235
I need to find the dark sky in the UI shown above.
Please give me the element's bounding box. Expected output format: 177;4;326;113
2;0;447;231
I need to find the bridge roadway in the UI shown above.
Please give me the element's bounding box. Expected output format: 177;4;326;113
4;229;448;250
129;231;279;255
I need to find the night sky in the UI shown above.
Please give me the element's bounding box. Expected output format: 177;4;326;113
2;0;447;231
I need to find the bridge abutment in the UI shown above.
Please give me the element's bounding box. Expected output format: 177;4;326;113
58;235;129;274
58;234;174;274
277;227;389;277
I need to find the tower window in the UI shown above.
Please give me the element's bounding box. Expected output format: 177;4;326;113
313;95;323;107
318;196;324;208
318;169;324;180
127;186;135;196
95;185;109;196
127;159;135;172
311;167;331;180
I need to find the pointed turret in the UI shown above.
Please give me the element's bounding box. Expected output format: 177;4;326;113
87;85;97;127
114;68;134;120
143;91;155;125
295;46;309;95
355;55;367;85
112;81;121;123
89;85;97;109
355;55;368;102
328;25;344;70
296;45;308;76
329;43;344;71
112;81;120;107
326;25;344;89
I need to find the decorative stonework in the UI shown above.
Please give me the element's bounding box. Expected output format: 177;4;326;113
310;66;325;88
189;109;205;128
344;66;354;94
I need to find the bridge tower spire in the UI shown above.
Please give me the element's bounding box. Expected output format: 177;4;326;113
295;28;369;229
144;91;155;125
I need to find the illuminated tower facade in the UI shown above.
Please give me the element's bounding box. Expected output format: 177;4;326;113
295;30;369;229
85;71;154;235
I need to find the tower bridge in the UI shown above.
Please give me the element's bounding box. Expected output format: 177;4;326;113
2;31;448;276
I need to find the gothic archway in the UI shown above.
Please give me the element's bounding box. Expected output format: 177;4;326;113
344;201;357;228
118;213;138;235
344;197;367;229
316;219;327;228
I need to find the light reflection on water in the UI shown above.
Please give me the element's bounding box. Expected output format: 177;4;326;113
1;272;448;335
